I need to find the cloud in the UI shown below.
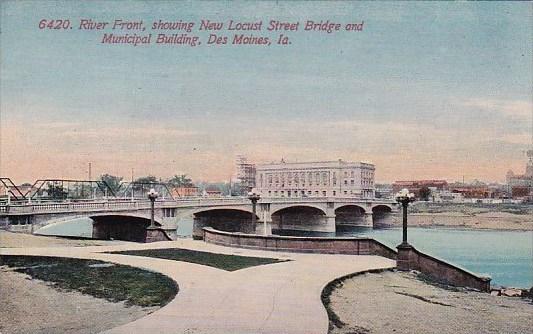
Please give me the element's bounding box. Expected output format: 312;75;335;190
461;98;532;119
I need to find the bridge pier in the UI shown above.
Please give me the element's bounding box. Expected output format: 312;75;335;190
324;215;336;233
363;213;374;227
324;204;336;233
256;205;273;235
192;217;206;240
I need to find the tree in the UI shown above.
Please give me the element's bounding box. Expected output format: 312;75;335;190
99;174;123;193
168;174;194;188
134;175;158;184
46;183;67;200
132;175;159;193
419;186;431;201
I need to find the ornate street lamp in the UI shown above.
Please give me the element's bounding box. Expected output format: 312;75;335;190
395;188;415;246
247;191;261;228
147;188;159;228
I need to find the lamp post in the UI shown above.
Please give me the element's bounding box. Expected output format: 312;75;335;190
247;191;261;230
395;188;415;246
147;188;159;228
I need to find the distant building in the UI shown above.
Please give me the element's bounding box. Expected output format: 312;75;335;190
171;186;199;198
375;183;393;199
432;190;464;203
506;149;533;201
448;183;492;199
255;159;375;198
203;186;222;197
392;180;448;199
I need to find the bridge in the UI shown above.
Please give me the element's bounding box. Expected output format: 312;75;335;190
0;196;397;242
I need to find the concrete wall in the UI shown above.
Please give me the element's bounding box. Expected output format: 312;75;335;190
397;244;491;292
202;227;397;259
145;227;172;242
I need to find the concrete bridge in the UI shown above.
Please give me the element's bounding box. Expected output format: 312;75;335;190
0;197;397;241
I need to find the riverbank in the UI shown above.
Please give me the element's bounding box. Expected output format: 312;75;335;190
386;211;533;231
394;202;533;231
327;271;532;334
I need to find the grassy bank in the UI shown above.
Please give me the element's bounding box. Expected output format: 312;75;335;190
0;255;178;307
109;248;288;271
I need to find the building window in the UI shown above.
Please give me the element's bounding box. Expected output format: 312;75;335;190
333;191;336;196
351;180;355;185
344;180;348;185
322;191;327;197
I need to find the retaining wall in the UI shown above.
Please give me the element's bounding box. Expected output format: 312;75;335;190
202;227;397;259
397;244;491;292
203;227;491;292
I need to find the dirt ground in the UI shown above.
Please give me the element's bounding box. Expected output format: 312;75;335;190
0;231;127;248
0;269;156;334
388;211;533;231
329;271;532;334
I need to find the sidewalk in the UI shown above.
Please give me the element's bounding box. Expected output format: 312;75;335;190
1;239;395;334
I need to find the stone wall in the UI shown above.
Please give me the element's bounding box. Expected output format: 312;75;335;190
145;227;172;242
202;227;397;259
397;244;491;292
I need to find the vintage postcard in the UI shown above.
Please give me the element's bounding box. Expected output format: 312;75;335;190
0;1;532;334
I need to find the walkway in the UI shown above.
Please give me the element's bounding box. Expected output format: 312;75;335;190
0;239;395;334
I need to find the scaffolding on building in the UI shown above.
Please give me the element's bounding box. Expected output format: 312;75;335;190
235;155;256;194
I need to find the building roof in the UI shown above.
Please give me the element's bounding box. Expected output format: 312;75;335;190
257;159;374;171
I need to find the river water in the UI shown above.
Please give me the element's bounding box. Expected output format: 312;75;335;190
37;218;532;288
277;226;533;289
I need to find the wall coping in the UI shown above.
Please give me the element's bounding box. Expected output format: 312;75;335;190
205;227;380;241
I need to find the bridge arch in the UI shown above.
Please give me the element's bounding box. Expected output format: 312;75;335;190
90;214;162;242
334;205;367;227
270;204;327;216
372;204;395;227
192;208;259;238
270;205;328;233
372;204;393;214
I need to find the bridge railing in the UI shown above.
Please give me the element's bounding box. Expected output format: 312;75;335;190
0;196;395;215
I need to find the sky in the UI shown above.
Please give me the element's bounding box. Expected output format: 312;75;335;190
1;1;532;184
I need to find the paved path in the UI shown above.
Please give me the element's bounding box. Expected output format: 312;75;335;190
1;239;395;334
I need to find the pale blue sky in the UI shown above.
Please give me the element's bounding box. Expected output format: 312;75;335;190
1;1;531;183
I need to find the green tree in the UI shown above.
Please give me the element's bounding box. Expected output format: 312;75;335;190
134;175;158;184
168;174;194;187
46;183;67;200
99;174;123;193
419;186;431;201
